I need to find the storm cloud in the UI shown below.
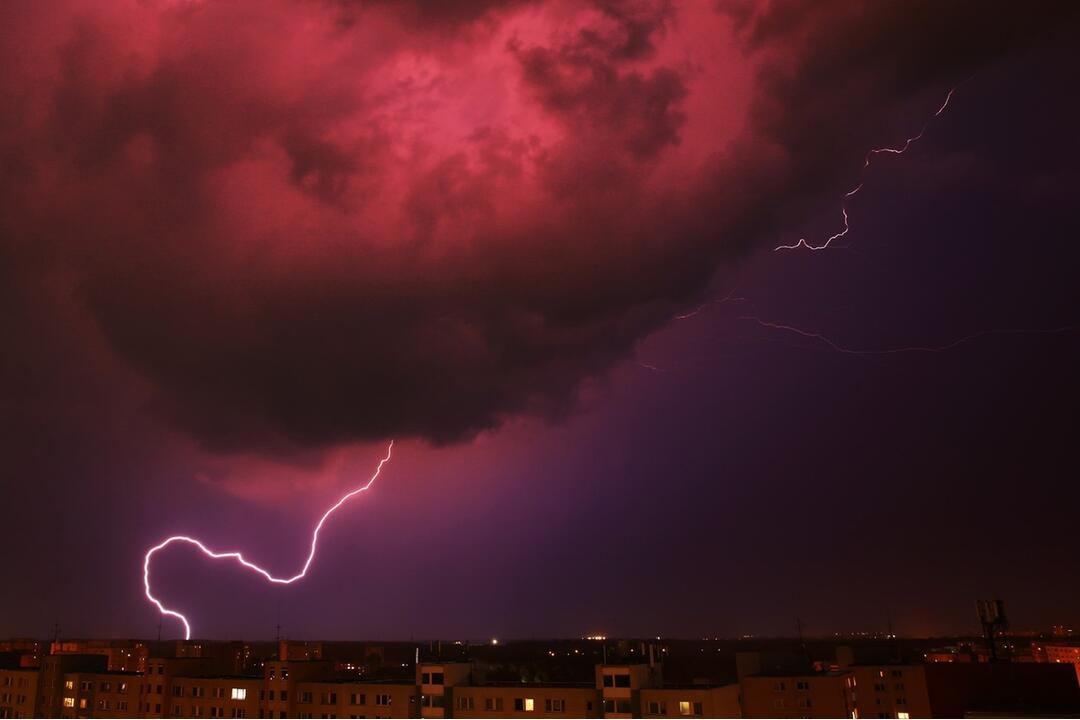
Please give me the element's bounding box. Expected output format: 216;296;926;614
1;0;1075;456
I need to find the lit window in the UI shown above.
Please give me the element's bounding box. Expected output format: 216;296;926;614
898;714;910;720
679;701;692;716
231;688;247;700
63;697;75;708
64;681;74;690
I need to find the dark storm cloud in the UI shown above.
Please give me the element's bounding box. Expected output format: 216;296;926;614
0;0;1075;457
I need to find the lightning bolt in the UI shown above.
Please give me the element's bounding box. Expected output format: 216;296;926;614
740;316;1080;355
775;87;955;252
143;440;394;640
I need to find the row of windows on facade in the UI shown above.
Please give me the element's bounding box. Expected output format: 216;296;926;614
646;700;704;717
0;678;30;689
60;697;129;711
64;679;130;693
447;697;568;713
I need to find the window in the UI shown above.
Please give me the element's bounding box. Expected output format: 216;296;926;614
891;670;903;678
193;687;206;698
64;681;74;691
615;674;631;688
101;682;112;692
773;681;786;692
349;694;364;705
300;692;313;704
118;701;129;711
798;698;812;709
80;681;92;692
647;700;666;715
232;688;248;701
374;694;391;707
174;686;185;697
456;697;474;710
796;681;810;691
514;698;535;712
421;673;429;684
873;683;886;692
545;698;565;713
213;688;227;699
320;693;336;705
119;682;128;694
281;691;288;702
430;673;444;685
772;699;786;710
193;708;203;718
604;700;631;714
484;697;503;711
63;697;75;708
894;683;905;692
898;714;910;720
231;710;246;718
173;705;182;716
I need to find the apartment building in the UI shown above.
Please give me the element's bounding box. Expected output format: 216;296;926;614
0;666;38;719
736;652;852;719
56;671;141;719
1043;644;1080;685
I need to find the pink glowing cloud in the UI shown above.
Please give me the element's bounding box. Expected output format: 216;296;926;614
1;0;1071;459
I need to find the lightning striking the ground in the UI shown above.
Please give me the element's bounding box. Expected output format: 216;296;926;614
143;441;394;640
775;88;955;252
740;316;1080;355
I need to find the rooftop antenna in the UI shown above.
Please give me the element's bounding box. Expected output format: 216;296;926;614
976;599;1009;662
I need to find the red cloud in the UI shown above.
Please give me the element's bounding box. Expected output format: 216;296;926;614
1;0;1073;456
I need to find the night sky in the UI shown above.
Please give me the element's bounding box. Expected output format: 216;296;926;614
2;1;1080;642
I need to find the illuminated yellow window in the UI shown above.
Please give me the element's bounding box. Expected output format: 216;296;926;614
63;697;75;708
231;688;247;700
524;698;534;712
898;714;910;720
64;681;74;690
679;701;692;716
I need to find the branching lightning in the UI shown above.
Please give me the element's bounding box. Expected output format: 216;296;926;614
143;441;394;640
740;316;1080;355
775;88;955;252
